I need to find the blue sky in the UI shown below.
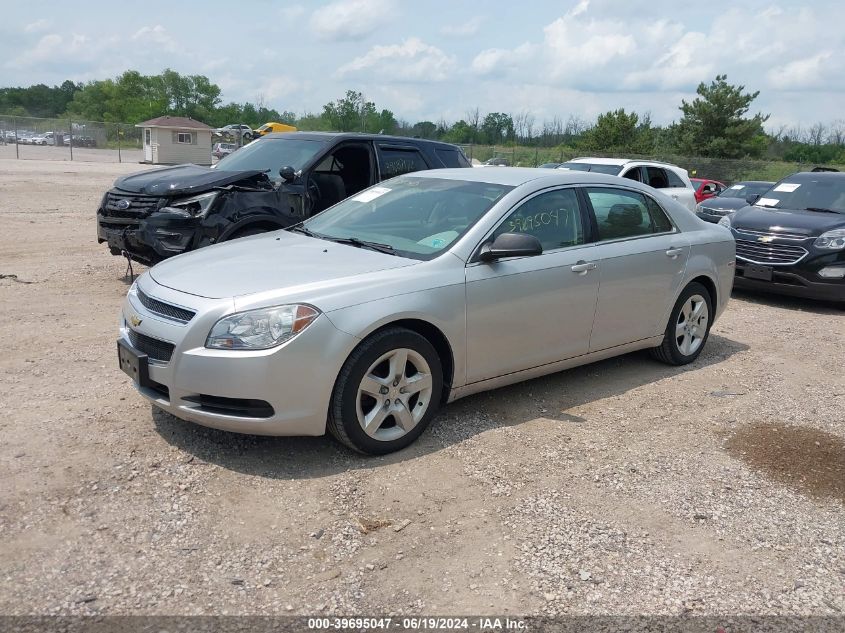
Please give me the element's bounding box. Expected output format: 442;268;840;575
3;0;844;130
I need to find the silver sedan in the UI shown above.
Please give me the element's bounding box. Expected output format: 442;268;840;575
118;168;736;454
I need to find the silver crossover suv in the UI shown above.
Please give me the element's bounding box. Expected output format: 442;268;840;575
118;168;735;454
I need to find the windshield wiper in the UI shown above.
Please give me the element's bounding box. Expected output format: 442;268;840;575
323;236;397;255
804;207;843;214
287;224;317;237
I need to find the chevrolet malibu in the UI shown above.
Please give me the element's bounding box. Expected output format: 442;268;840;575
118;168;735;454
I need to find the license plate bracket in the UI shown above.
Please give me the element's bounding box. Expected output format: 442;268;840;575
117;338;151;387
744;263;773;281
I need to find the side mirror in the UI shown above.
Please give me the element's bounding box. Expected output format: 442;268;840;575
745;193;761;205
479;232;543;262
279;166;296;182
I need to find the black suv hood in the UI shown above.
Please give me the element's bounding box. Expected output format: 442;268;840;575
114;164;267;196
732;205;845;237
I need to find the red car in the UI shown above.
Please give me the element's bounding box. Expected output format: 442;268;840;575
690;178;726;204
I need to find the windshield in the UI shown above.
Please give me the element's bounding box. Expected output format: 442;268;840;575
558;162;622;175
754;177;845;213
303;176;513;260
214;137;324;179
719;182;773;199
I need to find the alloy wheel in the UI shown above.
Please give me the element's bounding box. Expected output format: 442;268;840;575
675;294;709;356
355;348;433;442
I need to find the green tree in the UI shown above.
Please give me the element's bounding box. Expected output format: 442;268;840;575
671;74;769;158
481;112;514;145
578;108;654;154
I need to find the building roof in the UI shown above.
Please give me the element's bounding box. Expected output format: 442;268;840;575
135;116;212;130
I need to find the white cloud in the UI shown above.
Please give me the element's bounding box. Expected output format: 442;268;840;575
10;34;63;67
24;19;50;33
440;16;483;37
310;0;395;41
471;43;535;76
767;52;835;90
336;38;455;82
131;25;178;52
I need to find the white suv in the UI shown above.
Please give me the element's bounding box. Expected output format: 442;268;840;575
557;157;697;212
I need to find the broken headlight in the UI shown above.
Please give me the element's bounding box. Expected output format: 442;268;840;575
168;191;219;218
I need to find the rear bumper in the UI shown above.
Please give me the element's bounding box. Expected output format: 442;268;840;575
734;262;845;302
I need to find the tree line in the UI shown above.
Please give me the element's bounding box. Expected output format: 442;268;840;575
2;70;844;164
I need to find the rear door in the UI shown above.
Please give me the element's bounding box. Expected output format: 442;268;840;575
583;186;690;352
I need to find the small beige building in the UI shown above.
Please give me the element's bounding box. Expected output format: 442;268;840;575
137;116;213;166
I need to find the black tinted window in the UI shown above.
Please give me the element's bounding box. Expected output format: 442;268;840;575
435;148;469;168
378;147;429;179
493;188;585;252
586;187;674;240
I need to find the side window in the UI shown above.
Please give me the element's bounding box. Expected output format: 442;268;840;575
586;187;673;241
435;147;469;168
665;169;687;188
378;147;429;179
645;166;669;188
622;167;642;182
492;188;585;252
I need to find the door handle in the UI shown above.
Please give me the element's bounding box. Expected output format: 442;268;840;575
665;248;684;258
670;194;679;199
571;261;597;274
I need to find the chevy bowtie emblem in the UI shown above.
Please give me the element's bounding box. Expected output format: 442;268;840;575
757;235;775;243
130;315;142;327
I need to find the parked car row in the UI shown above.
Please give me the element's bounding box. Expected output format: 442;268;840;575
213;122;298;142
1;130;97;146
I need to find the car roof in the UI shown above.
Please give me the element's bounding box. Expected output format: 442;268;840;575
783;171;845;180
407;167;654;188
567;156;683;170
261;131;460;149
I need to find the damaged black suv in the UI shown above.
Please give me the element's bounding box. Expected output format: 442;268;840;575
96;132;471;265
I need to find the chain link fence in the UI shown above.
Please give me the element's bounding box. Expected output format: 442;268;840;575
459;144;843;183
0;115;144;163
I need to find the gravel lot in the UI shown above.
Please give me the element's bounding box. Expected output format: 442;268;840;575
1;159;843;617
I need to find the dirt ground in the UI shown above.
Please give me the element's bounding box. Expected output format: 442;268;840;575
1;159;843;617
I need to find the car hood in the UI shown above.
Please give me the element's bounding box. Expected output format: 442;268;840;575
732;205;845;237
148;231;418;299
699;197;748;211
114;164;267;196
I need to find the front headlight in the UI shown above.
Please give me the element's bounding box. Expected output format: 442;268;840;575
206;304;320;350
814;228;845;251
169;191;219;218
718;214;732;227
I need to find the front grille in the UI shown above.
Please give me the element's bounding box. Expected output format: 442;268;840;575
735;239;808;265
137;288;195;323
127;329;175;362
103;192;163;218
736;227;808;240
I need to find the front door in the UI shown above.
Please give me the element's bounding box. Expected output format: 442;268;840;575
465;187;599;383
583;186;690;351
144;128;152;162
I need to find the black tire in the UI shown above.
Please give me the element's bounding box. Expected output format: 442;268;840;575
327;327;443;455
243;133;252;141
650;282;713;366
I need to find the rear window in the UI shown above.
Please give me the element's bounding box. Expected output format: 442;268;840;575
665;170;688;188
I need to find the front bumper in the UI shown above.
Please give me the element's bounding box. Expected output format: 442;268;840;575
119;276;360;436
734;261;845;302
98;211;202;265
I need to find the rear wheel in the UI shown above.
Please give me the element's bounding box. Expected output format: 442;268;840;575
328;328;443;454
650;282;712;365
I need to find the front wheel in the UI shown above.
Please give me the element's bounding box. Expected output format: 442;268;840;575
328;328;443;454
650;282;713;365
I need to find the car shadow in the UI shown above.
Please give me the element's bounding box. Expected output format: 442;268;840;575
152;333;750;479
731;288;843;314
